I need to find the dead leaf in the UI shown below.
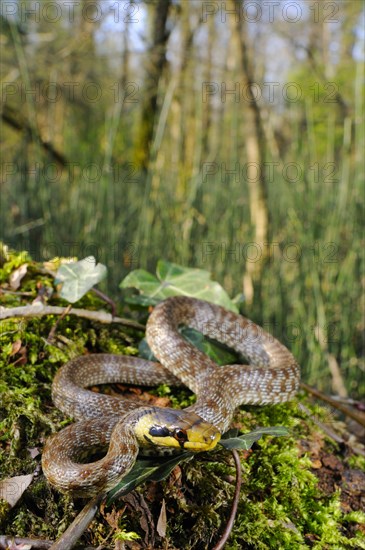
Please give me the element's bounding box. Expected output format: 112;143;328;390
153;397;172;408
322;455;343;471
10;340;22;356
28;447;40;459
123;492;155;546
9;264;28;290
101;504;125;530
2;540;32;550
156;499;167;538
11;343;28;366
0;473;34;507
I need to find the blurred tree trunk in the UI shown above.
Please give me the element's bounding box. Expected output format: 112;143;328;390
227;0;269;305
201;14;214;160
134;0;171;171
187;13;215;255
70;0;97;77
171;3;194;198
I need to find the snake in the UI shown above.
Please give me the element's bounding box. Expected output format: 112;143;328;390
42;296;300;497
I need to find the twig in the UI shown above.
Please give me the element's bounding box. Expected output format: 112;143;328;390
2;104;67;167
0;289;34;296
212;449;242;550
299;403;365;457
0;536;52;549
91;288;117;318
49;494;103;550
47;304;72;342
331;396;365;409
299;403;344;444
0;304;145;331
300;382;365;428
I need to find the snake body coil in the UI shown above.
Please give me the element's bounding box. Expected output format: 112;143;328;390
42;297;300;496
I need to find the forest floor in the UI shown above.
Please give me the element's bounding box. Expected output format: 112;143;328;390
0;246;364;549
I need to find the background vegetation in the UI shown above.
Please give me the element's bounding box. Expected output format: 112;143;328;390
1;0;364;397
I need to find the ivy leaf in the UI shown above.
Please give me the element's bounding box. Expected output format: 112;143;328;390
55;256;107;303
138;338;156;361
219;426;290;450
120;260;237;312
106;452;192;505
139;326;239;366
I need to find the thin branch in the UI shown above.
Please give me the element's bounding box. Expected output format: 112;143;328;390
47;304;72;342
276;33;349;118
300;382;365;428
0;289;34;296
0;304;145;331
2;104;67;167
298;403;365;457
299;403;344;444
91;288;117;318
49;494;103;550
0;536;53;549
212;449;242;550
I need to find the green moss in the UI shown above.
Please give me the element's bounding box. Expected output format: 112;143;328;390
347;454;365;471
151;383;197;409
114;527;141;542
0;246;31;279
0;246;364;548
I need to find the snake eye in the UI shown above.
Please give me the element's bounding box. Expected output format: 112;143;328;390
149;426;170;438
173;428;188;444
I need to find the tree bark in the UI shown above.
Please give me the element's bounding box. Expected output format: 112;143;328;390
227;0;269;304
134;0;171;171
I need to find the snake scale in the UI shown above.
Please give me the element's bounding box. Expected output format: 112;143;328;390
42;296;300;496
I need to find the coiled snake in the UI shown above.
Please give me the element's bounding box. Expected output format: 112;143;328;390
42;296;300;496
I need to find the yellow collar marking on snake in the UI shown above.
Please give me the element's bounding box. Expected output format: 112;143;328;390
134;410;221;452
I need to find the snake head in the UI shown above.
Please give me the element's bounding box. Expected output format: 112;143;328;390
135;408;221;452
